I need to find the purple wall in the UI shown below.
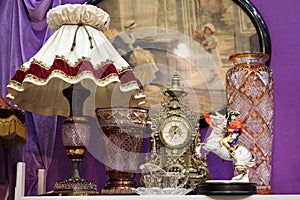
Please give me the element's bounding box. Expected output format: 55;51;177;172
251;0;300;194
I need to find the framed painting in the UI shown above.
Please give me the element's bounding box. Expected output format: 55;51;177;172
89;0;271;126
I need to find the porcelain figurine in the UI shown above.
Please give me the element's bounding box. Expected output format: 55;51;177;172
196;111;256;182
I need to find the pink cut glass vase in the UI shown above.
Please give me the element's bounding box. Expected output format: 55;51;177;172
226;52;274;194
95;107;149;195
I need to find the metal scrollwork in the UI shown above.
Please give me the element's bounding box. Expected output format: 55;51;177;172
147;73;211;190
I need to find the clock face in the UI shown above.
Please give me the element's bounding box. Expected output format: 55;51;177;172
159;116;192;148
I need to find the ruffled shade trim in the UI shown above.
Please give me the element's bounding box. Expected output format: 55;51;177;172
7;58;145;117
46;4;110;32
8;57;141;90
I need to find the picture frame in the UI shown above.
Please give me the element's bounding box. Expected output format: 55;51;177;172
90;0;271;127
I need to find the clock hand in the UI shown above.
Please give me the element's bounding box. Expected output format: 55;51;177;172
169;126;179;137
171;127;181;142
173;126;179;134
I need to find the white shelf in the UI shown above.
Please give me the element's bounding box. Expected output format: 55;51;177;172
15;162;299;200
16;195;300;200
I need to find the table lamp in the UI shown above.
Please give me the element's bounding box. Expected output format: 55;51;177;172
6;4;145;195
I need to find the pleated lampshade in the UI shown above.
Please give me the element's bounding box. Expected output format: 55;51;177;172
6;4;145;117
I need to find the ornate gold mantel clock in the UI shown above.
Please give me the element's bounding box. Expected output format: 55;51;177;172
148;73;210;190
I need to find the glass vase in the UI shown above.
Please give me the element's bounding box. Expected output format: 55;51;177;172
226;52;274;194
95;107;148;195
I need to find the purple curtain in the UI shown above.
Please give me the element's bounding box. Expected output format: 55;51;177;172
0;0;84;199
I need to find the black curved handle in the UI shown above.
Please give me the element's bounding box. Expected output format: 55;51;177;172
83;0;103;5
233;0;271;66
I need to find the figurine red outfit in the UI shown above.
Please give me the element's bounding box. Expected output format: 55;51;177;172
221;111;242;152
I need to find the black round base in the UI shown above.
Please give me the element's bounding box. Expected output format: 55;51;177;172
198;181;257;195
